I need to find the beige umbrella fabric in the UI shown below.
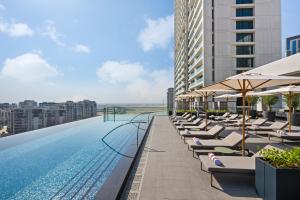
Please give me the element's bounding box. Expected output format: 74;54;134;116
202;73;300;156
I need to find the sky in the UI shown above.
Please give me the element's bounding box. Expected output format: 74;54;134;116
0;0;299;104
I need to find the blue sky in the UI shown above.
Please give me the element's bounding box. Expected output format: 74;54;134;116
0;0;299;104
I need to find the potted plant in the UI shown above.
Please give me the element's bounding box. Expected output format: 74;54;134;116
262;95;279;121
284;94;300;126
249;96;259;119
255;147;300;200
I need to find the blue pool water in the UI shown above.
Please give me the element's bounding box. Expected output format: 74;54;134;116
0;116;149;200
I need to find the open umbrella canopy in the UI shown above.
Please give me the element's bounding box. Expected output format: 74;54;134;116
251;85;300;96
214;93;238;99
194;88;234;96
177;91;200;99
204;73;300;91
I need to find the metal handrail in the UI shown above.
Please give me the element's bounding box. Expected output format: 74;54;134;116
101;111;154;158
101;121;147;159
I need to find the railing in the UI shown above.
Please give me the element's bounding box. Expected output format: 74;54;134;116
101;121;148;158
103;106;166;122
101;111;155;158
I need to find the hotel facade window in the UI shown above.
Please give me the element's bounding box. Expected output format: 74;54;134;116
236;8;253;17
236;0;253;4
237;58;254;68
286;35;300;56
236;33;254;42
236;46;254;55
236;21;254;29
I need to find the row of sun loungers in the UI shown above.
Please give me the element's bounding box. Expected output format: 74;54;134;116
169;112;300;189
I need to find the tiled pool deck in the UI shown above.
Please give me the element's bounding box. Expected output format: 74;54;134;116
122;116;300;200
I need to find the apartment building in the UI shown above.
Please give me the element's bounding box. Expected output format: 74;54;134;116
19;100;38;109
1;100;97;135
174;0;282;96
167;88;174;113
286;35;300;56
10;108;46;134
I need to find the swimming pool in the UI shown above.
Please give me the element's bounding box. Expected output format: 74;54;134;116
0;115;151;200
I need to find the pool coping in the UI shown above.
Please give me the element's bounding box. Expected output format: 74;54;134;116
95;117;154;200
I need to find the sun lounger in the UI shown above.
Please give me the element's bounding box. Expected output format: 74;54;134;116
170;112;188;120
186;132;247;157
229;118;267;127
171;113;191;122
174;118;202;127
176;120;209;130
212;112;230;120
247;121;289;134
219;114;240;123
180;125;225;142
176;115;196;123
199;145;281;187
268;131;300;142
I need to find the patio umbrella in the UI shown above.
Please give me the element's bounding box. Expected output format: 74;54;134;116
250;86;300;132
193;89;234;131
177;92;199;111
202;73;300;156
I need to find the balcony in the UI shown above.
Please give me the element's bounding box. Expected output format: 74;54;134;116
189;77;203;89
233;54;255;58
189;42;203;63
232;3;255;8
233;42;255;46
189;65;204;81
189;54;204;72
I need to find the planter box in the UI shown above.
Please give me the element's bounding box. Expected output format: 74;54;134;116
255;157;300;200
262;111;276;122
286;112;300;126
251;110;257;119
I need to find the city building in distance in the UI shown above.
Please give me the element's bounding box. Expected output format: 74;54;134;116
286;35;300;56
174;0;281;96
0;100;97;136
167;88;174;114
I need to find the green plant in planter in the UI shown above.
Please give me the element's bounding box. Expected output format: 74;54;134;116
206;109;228;113
260;148;300;168
284;94;300;112
251;96;259;109
262;95;279;112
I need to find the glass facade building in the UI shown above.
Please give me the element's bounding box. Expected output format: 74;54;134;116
286;35;300;56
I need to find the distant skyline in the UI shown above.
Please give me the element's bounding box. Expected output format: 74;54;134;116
0;0;299;103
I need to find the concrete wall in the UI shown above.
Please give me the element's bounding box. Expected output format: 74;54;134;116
255;0;282;67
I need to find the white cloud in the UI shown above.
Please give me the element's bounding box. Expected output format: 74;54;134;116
74;44;91;53
0;3;5;10
96;60;173;102
138;14;174;51
1;53;61;82
0;21;34;37
41;21;66;46
97;61;145;82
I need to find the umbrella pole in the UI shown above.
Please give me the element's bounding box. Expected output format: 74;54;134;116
289;92;292;133
247;96;251;121
242;80;246;156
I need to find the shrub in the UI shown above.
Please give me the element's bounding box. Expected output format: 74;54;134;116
206;109;228;113
260;147;300;168
262;95;279;112
284;94;300;112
